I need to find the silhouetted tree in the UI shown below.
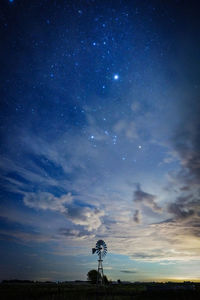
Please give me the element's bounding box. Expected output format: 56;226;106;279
87;270;109;285
117;279;121;284
87;270;99;284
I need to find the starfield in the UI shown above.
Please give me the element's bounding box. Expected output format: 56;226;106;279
0;1;200;298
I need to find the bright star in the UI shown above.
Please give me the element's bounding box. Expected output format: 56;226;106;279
90;135;95;139
138;145;142;149
114;74;119;80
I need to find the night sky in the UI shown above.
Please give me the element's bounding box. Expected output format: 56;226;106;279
1;0;200;282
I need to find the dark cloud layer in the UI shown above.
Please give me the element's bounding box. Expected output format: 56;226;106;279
166;32;200;239
168;200;195;220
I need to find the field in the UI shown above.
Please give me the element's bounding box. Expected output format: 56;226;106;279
1;282;200;300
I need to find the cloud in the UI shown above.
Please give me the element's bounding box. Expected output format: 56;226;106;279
120;270;137;274
0;155;70;194
133;209;141;223
168;202;195;220
24;192;73;213
133;184;162;213
169;53;200;187
113;120;138;139
59;228;94;239
172;115;200;186
106;218;200;262
165;89;200;237
0;228;54;243
165;193;200;241
67;206;105;231
23;191;104;232
1;91;200;265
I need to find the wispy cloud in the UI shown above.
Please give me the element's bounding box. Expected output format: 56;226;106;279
133;183;162;213
120;269;137;274
1;104;200;266
24;192;73;213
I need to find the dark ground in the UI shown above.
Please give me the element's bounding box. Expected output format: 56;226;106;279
1;282;200;300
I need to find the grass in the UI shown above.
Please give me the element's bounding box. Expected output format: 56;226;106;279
1;282;200;300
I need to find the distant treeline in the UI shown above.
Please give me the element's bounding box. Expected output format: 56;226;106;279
1;280;55;284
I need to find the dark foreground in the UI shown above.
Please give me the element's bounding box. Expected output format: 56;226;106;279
1;282;200;300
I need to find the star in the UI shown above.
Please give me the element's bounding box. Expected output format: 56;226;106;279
114;74;119;80
138;145;142;149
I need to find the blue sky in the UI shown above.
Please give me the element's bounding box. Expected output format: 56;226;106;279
1;0;200;282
